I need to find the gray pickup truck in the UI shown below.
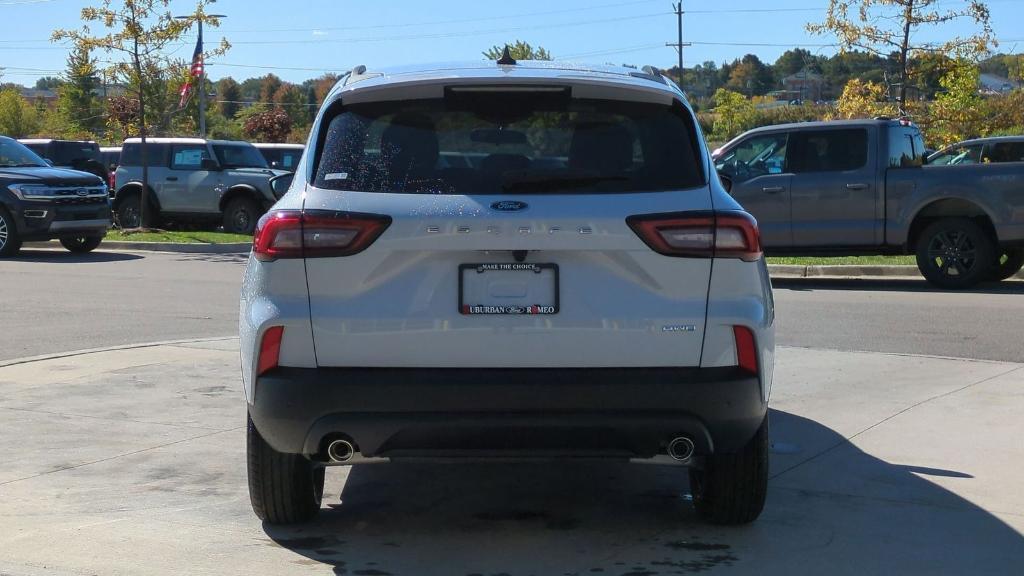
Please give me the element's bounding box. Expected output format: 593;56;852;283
713;119;1024;288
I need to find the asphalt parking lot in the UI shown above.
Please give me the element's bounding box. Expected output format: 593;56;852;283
1;248;1023;575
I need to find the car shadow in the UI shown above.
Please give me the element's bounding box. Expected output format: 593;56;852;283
11;249;144;263
262;410;1024;575
772;277;1024;295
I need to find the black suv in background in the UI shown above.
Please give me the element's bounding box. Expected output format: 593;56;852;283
17;139;111;184
0;136;111;257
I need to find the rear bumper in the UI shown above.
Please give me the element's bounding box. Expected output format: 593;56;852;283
249;366;767;460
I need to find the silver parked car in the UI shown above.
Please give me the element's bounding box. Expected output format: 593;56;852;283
113;138;290;233
240;60;775;526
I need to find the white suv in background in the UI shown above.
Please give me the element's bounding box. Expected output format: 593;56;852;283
240;59;775;526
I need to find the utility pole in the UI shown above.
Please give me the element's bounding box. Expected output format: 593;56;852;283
665;2;691;87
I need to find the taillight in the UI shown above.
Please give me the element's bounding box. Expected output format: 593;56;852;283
733;325;758;375
257;326;284;376
253;209;391;262
626;211;761;261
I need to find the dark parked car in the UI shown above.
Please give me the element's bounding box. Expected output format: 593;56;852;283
714;119;1024;288
0;136;111;257
928;136;1024;166
17;139;110;184
252;143;304;172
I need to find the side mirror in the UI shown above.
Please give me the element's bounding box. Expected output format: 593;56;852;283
200;158;221;171
269;173;295;199
718;173;733;193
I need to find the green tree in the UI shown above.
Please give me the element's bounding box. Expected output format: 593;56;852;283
53;0;228;228
808;0;993;110
34;77;63;91
832;78;898;119
774;48;822;81
930;61;985;146
217;77;241;118
0;88;40;137
56;45;102;137
483;40;552;61
710;88;757;140
726;54;775;96
258;73;282;104
273;83;307;128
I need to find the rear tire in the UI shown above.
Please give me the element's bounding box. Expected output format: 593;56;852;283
247;414;324;524
60;236;103;253
689;414;769;525
0;207;21;258
223;197;260;235
915;218;995;289
991;249;1024;281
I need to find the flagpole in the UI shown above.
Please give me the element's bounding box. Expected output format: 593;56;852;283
197;18;206;138
177;11;225;139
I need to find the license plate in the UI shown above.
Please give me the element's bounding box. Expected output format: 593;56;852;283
459;263;559;315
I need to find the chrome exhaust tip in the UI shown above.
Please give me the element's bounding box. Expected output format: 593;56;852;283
667;436;695;462
326;438;355;463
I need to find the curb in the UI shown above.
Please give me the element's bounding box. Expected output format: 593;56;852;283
768;264;1024;280
0;336;239;369
25;240;251;254
767;264;924;278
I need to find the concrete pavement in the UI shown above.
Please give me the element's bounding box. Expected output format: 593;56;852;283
1;340;1022;575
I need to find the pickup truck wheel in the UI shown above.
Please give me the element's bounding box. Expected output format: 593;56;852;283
689;414;768;525
915;218;995;289
223;198;260;234
247;413;324;524
991;249;1024;281
0;207;22;258
60;236;103;253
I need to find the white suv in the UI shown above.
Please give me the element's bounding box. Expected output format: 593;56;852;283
240;59;775;526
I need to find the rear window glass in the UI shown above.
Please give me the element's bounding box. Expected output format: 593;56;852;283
887;127;924;168
983;142;1024;163
313;95;704;194
789;129;868;173
214;144;268;169
119;143;170;167
51;141;100;165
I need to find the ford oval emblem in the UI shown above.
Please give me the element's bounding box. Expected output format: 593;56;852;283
491;200;528;212
76;188;89;197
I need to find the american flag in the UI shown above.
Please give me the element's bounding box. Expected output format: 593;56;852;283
178;36;204;108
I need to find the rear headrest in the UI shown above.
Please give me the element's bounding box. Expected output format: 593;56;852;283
569;122;634;173
380;113;440;176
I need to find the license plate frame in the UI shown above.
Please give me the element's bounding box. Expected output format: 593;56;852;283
458;263;560;315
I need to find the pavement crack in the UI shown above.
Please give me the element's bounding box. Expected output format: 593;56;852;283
0;406;228;432
0;426;244;487
770;364;1024;480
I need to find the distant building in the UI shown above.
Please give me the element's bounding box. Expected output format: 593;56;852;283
18;88;57;103
782;69;824;102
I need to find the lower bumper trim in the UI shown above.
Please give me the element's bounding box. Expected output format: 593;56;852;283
249;366;767;459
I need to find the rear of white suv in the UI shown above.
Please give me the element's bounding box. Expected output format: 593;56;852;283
240;61;775;526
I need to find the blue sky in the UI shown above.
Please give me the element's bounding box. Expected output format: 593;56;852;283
2;0;1023;86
